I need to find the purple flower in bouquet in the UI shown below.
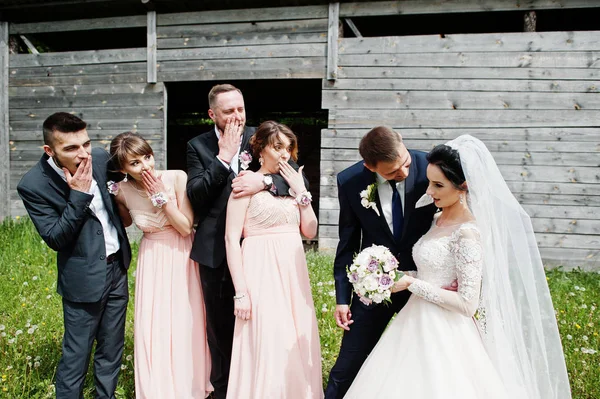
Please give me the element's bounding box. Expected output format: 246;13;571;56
379;274;394;289
383;256;398;272
367;258;379;273
349;272;359;284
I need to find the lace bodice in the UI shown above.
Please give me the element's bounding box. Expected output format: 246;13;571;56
408;215;483;317
243;191;300;236
117;171;178;233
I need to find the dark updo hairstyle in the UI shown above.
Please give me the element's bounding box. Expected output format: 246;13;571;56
250;120;298;162
109;131;153;172
426;144;467;191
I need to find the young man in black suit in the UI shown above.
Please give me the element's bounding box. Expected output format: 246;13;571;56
325;126;438;399
17;112;131;399
186;84;303;399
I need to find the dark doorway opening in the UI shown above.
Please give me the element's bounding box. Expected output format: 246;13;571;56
166;79;327;234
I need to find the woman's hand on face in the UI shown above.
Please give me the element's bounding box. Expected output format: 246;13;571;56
141;170;166;195
279;161;306;195
233;294;252;320
391;275;414;293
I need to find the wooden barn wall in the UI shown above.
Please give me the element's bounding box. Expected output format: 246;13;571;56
320;31;600;269
8;48;166;217
154;5;328;81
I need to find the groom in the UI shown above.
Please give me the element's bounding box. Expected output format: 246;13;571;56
325;126;437;398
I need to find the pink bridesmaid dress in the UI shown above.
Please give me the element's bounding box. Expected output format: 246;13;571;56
226;191;323;399
118;171;213;399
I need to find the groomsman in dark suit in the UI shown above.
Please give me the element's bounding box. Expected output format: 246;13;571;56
186;84;302;399
325;126;438;399
17;112;131;399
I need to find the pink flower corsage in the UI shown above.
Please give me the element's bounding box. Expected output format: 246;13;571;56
240;150;252;170
107;181;119;196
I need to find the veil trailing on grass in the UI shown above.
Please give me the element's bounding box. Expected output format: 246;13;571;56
447;135;571;399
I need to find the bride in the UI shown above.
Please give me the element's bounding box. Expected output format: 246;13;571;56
344;135;571;399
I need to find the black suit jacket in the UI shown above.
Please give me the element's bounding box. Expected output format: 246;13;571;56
334;150;437;305
17;148;132;303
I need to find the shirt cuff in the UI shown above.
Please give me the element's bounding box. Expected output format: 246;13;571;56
216;155;231;170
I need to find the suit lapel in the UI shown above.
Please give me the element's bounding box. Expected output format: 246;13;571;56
39;154;69;198
361;168;395;243
92;153;122;230
400;151;418;240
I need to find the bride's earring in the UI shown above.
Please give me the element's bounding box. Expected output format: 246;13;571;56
123;173;128;183
459;194;464;204
259;157;264;166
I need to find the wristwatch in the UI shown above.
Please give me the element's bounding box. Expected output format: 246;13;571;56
262;174;273;191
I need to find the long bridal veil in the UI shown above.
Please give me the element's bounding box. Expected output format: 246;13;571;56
447;135;571;399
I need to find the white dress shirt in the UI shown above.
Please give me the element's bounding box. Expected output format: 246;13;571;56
47;157;120;256
215;127;241;175
376;173;406;236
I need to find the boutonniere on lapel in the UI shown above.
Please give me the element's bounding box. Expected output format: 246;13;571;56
360;181;380;216
107;181;119;196
240;150;252;170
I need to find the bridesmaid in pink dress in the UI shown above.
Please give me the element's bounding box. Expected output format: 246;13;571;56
109;132;213;399
225;121;323;399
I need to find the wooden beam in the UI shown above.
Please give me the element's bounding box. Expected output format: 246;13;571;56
147;11;157;84
10;15;147;34
327;2;339;81
339;0;600;18
19;35;39;55
344;18;362;38
0;22;8;221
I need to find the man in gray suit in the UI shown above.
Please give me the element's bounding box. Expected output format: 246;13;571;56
17;112;131;399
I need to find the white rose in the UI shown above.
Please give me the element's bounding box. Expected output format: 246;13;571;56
360;190;368;198
361;198;369;207
363;275;379;291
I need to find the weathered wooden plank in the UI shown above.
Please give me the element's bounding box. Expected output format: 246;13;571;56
10;93;164;109
327;2;339;80
157;43;326;61
10;118;163;131
339;31;600;54
322;136;600;153
157;19;328;38
337;66;600;80
319;181;600;197
9;62;147;78
11;142;166;161
322;90;600;110
157;57;326;81
147;11;157;84
322;127;600;142
9;83;162;97
10;129;164;141
10;49;147;68
10;15;146;34
328;109;600;129
323;78;600;93
10;106;164;121
157;5;328;26
318;205;600;225
339;52;600;69
9;73;148;86
321;148;600;167
535;233;599;250
537;248;599;269
0;22;8;220
157;32;327;49
339;0;600;18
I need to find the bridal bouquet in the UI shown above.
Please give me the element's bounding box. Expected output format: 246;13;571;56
347;245;404;305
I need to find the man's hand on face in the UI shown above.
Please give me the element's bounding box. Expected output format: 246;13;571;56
217;117;243;166
231;170;265;198
64;155;93;193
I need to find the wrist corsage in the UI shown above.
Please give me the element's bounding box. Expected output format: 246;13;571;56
289;188;312;207
150;192;169;208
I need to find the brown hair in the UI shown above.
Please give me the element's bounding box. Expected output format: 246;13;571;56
109;132;153;171
43;112;87;146
208;84;242;109
359;126;403;167
250;121;298;162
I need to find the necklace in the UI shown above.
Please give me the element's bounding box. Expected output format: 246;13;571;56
127;180;150;198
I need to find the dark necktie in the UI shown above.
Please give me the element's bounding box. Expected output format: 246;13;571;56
389;180;403;241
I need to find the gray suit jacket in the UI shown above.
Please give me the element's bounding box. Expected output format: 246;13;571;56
17;148;131;303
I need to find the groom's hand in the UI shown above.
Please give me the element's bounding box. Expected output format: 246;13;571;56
232;171;264;198
335;305;354;331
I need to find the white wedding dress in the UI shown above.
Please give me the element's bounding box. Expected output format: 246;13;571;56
344;215;509;399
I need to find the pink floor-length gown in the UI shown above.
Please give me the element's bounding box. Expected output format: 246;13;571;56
118;171;212;399
226;191;323;399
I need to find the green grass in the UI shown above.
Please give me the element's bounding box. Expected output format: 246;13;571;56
0;218;598;398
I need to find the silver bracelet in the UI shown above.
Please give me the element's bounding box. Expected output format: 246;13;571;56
233;293;246;300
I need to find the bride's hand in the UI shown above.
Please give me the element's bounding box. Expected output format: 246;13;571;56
233;293;252;320
391;275;414;293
